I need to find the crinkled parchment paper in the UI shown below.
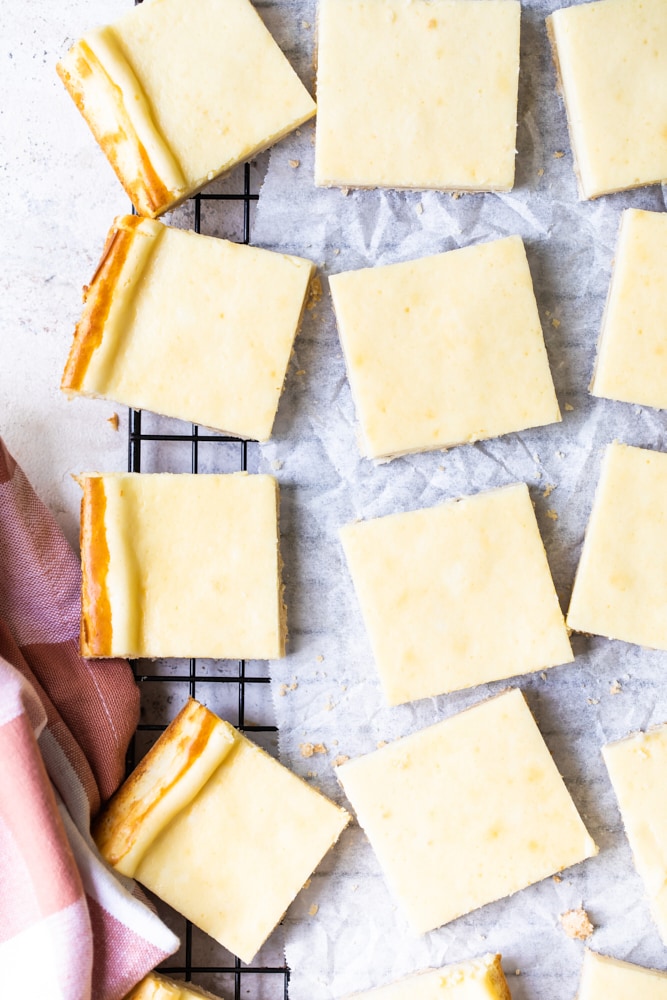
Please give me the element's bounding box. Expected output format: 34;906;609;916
255;1;667;997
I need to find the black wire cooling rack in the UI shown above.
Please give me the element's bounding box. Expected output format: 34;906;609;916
124;168;290;999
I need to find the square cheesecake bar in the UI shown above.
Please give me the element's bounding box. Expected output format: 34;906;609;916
591;210;667;410
341;483;572;705
79;472;285;659
336;689;597;934
548;0;667;199
567;443;667;650
316;0;520;191
127;973;223;1000
62;216;314;441
95;699;349;963
578;950;667;998
346;954;512;999
57;0;315;216
603;724;667;945
329;236;560;460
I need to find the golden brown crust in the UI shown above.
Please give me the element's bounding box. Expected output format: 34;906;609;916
487;954;513;1000
61;216;143;393
80;477;113;658
56;45;172;217
93;699;222;867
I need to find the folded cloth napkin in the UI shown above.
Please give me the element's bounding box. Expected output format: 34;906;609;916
0;439;178;1000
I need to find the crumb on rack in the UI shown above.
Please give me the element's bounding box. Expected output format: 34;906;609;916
560;907;594;940
300;742;327;758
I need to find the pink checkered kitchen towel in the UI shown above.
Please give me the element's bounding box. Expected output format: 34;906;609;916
0;439;178;999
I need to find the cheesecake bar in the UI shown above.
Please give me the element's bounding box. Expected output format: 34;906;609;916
126;972;223;1000
567;443;667;649
345;954;512;999
79;472;285;659
341;483;572;705
95;699;349;964
315;0;520;191
603;724;667;944
548;0;667;199
591;210;667;410
578;950;667;998
329;236;560;460
62;216;314;441
57;0;316;217
336;689;597;934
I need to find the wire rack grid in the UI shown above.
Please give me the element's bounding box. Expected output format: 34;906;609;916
124;163;290;1000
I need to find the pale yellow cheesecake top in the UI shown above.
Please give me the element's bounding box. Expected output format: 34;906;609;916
316;0;520;191
567;443;667;650
341;483;572;706
603;726;667;945
548;0;667;199
578;950;667;999
344;954;512;1000
79;472;285;660
62;216;314;441
96;699;350;964
329;236;560;460
592;210;667;410
336;689;597;934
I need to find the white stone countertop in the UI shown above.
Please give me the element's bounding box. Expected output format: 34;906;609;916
2;1;139;549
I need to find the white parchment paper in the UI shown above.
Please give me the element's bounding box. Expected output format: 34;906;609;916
254;1;667;997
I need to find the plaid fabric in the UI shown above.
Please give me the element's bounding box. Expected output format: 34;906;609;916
0;439;178;999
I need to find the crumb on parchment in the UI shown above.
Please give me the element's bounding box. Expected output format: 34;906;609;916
610;680;622;695
560;907;594;940
289;159;300;169
278;680;298;697
300;742;327;758
333;754;350;767
107;413;119;431
546;509;558;521
307;276;323;310
543;484;556;498
565;402;574;411
308;903;319;916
